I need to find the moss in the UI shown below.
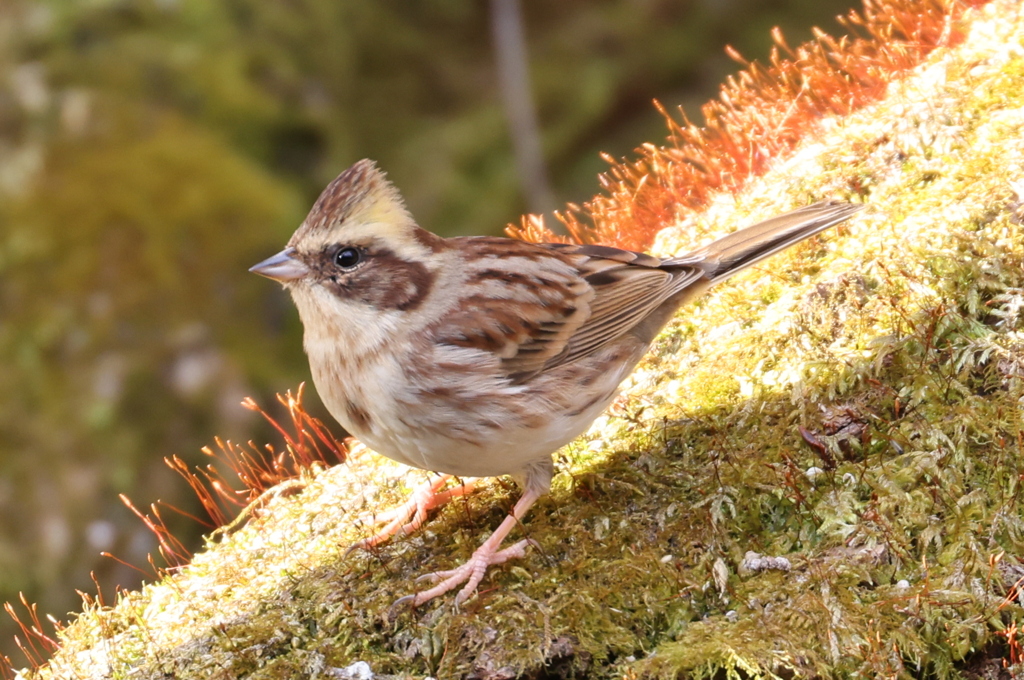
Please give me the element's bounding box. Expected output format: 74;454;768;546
19;0;1024;678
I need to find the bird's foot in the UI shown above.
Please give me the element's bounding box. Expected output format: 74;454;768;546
345;474;475;554
393;488;543;608
396;538;538;608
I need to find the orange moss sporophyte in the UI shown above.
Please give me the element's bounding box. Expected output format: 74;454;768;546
128;385;350;569
2;387;348;677
2;596;60;678
510;0;991;251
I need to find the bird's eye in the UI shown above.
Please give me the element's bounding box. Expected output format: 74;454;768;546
334;247;362;269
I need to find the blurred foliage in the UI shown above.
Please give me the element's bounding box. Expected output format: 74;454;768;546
0;0;858;663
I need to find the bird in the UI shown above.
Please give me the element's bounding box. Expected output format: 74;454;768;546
250;159;862;606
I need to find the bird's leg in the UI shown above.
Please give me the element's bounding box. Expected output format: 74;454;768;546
346;474;476;554
398;487;542;607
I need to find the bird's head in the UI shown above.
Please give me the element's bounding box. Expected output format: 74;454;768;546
251;160;447;343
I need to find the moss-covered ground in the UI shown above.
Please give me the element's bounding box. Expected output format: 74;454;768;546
21;0;1024;677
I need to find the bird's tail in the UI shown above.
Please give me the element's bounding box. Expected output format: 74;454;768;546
683;201;864;284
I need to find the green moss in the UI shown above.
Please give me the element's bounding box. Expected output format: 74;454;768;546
21;0;1024;678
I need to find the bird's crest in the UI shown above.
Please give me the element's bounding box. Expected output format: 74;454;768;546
289;160;415;249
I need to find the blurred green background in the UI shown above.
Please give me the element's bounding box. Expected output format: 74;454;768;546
0;0;857;664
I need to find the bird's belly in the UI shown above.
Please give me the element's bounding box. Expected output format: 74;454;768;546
310;338;643;479
364;400;615;479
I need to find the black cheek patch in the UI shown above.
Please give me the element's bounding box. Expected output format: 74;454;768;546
323;248;434;312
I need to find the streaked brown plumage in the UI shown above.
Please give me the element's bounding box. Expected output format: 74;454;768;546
251;159;862;606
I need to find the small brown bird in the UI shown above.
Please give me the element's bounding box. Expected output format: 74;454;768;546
251;160;861;606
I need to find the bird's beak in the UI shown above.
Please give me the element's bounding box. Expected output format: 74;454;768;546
249;248;309;282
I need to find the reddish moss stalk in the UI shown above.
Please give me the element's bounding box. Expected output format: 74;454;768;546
509;0;991;250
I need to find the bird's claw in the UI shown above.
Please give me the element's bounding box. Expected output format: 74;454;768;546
344;475;476;556
404;538;537;606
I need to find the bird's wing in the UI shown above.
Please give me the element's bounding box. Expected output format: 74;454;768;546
433;200;860;382
432;238;701;382
541;244;705;369
430;238;596;380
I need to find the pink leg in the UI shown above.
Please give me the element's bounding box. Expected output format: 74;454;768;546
398;488;542;607
346;474;476;554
